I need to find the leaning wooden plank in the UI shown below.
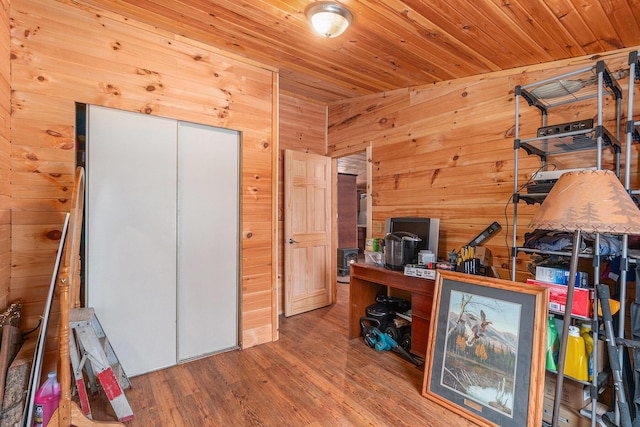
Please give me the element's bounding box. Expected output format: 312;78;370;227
0;325;24;405
0;337;35;426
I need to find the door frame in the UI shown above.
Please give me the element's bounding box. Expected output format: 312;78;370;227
332;145;372;303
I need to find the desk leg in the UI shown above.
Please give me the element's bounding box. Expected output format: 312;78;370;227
409;316;428;358
349;277;386;339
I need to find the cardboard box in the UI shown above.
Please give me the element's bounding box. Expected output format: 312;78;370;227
544;372;590;410
527;279;593;317
474;246;492;266
542;396;591;426
404;264;436;280
536;266;589;287
364;250;383;267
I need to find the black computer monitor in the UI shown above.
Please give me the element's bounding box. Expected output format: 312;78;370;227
385;217;440;257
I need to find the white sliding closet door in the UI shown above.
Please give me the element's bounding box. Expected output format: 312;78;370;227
86;106;239;376
177;123;239;361
86;105;178;376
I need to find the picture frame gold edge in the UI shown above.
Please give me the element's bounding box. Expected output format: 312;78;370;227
421;271;549;427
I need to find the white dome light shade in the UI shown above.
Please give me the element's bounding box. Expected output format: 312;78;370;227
305;2;353;38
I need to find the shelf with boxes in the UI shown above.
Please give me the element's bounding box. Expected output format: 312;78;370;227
542;372;594;426
531;264;599;390
528;264;593;320
510;59;627;427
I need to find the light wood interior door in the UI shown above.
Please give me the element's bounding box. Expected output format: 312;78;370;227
284;149;333;317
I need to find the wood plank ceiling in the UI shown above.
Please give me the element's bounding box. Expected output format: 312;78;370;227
78;0;640;103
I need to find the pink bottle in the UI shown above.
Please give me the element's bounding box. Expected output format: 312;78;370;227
33;371;60;427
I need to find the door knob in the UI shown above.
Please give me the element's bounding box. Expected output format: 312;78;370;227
288;238;299;244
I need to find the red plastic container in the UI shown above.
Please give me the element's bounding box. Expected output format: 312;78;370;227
33;371;60;427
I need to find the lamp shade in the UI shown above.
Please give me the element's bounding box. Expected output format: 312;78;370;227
528;170;640;234
305;2;353;38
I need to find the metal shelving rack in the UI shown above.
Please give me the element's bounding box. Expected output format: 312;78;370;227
510;60;624;427
511;60;623;279
609;49;640;427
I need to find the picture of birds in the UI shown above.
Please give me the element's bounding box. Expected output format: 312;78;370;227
464;310;492;347
441;290;521;417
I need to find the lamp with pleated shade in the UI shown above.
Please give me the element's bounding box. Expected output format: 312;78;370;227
529;169;640;426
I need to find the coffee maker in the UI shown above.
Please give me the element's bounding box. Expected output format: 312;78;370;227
383;232;421;271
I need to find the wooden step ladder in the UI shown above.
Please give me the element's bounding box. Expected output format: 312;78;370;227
69;307;134;423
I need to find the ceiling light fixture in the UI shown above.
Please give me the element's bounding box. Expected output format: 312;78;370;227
305;1;353;38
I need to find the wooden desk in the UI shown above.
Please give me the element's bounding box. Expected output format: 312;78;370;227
349;263;435;357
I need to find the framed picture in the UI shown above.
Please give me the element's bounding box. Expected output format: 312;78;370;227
422;271;548;427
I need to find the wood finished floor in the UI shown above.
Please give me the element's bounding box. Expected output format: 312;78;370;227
87;281;474;426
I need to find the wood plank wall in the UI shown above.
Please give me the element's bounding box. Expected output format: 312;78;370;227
0;0;9;310
327;48;640;283
9;0;277;373
277;94;326;313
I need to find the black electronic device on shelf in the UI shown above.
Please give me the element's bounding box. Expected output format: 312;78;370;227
537;119;594;137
